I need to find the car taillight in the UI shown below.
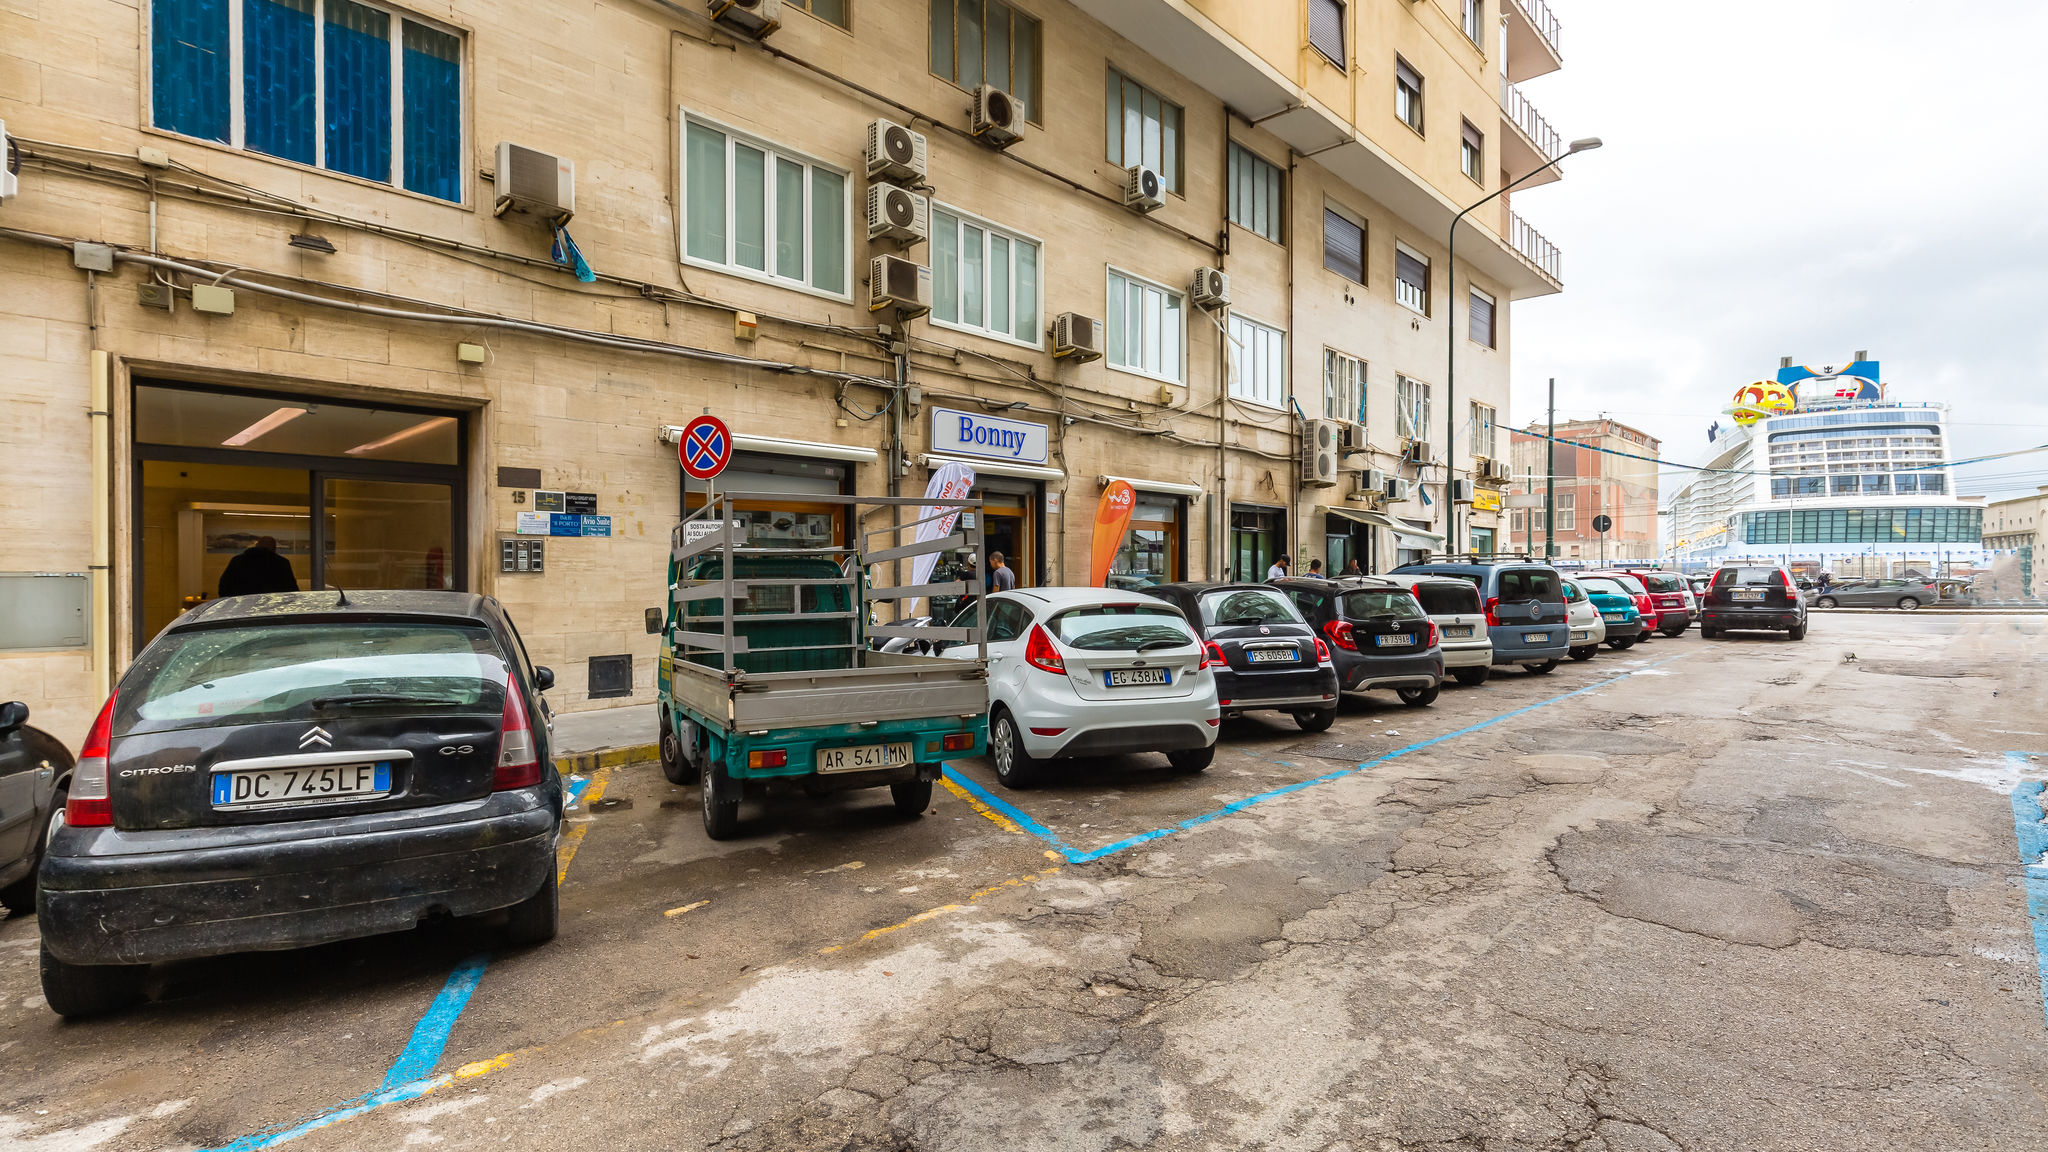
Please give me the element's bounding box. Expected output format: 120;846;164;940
1314;638;1332;664
1322;619;1357;651
1024;625;1066;675
1201;641;1227;669
68;692;118;828
1483;597;1501;627
493;685;542;790
1426;620;1440;647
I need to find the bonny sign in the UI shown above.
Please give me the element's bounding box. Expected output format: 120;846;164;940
931;406;1049;465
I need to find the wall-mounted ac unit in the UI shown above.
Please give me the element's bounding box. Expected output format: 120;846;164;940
866;184;928;244
707;0;782;37
1488;459;1514;483
864;119;927;184
1339;422;1368;454
1385;477;1412;502
1301;420;1340;488
1451;478;1475;504
1404;439;1431;464
971;85;1025;148
1123;164;1164;212
869;254;931;317
493;142;575;223
1363;468;1387;496
1190;267;1229;310
1052;312;1103;361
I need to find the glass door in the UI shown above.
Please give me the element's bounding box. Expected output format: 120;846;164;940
321;477;456;591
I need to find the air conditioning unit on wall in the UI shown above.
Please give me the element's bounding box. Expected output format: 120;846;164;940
971;85;1025;148
1339;423;1368;454
1362;469;1388;498
493;142;575;223
1451;478;1475;504
865;119;928;184
1301;420;1340;488
707;0;782;37
869;254;931;317
1404;439;1431;464
1123;165;1164;213
866;184;928;244
1053;312;1104;361
1190;268;1229;310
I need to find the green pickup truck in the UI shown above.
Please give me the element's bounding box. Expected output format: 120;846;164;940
653;494;989;839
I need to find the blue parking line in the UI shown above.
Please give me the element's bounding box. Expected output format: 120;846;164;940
381;954;491;1088
949;654;1687;865
564;775;592;810
2007;752;2048;1035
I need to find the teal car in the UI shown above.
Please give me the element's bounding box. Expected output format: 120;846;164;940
1576;576;1645;649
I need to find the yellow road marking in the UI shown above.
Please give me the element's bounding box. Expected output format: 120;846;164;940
942;776;1024;834
663;900;710;918
555;765;614;885
818;867;1060;954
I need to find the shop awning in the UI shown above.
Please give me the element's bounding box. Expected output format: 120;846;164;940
657;427;878;463
1394;522;1446;550
1319;505;1398;530
1101;474;1204;498
920;453;1065;483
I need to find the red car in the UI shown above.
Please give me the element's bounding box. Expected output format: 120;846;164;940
1603;567;1694;637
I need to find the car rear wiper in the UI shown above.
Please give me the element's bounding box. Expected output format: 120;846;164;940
310;694;463;708
1136;638;1185;652
1218;616;1276;626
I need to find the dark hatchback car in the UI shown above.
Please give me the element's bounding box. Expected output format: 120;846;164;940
1145;583;1341;731
1699;565;1808;640
1389;558;1570;674
1;702;74;917
38;591;564;1017
1273;577;1444;707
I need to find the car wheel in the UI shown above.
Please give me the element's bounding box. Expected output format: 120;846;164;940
503;868;559;946
1607;636;1636;650
1568;647;1594;662
40;942;145;1019
1661;627;1687;638
0;789;64;916
1452;667;1491;687
890;778;934;817
1527;660;1558;675
1699;627;1718;640
1896;597;1920;612
1814;597;1837;609
1787;622;1807;641
989;710;1041;790
701;760;741;840
1293;707;1338;732
1397;684;1439;707
658;712;697;785
1166;746;1214;774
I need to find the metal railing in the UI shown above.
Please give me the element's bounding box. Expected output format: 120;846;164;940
1509;211;1562;282
1500;78;1562;160
1511;0;1563;60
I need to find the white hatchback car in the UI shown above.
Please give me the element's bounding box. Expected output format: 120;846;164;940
935;589;1220;789
1388;575;1494;686
1561;578;1608;661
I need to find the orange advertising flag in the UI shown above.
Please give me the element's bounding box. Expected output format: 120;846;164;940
1088;481;1138;587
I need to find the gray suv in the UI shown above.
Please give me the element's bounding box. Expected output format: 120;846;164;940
1389;558;1570;674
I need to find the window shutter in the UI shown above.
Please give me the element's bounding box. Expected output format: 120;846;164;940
1468;288;1495;347
1309;0;1346;68
1395;57;1421;92
1396;248;1428;292
1323;209;1364;284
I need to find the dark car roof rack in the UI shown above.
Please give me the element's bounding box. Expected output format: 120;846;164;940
1419;551;1539;562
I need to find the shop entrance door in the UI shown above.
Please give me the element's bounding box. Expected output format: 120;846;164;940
974;487;1034;589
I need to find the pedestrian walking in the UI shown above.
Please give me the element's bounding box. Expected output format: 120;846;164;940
989;551;1017;592
217;536;299;598
1265;555;1289;582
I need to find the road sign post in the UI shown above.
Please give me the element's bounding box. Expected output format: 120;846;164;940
1593;513;1612;566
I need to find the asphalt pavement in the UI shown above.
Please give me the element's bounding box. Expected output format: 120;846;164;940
4;614;2047;1151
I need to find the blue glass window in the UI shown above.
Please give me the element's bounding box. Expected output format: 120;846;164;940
153;0;231;143
324;0;392;183
401;21;461;200
243;0;317;164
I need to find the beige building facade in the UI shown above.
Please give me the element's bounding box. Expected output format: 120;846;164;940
0;0;1575;741
1507;417;1660;562
1982;486;2045;597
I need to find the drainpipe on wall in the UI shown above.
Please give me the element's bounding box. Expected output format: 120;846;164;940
89;311;112;698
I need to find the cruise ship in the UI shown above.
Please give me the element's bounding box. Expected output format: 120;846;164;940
1666;355;1986;575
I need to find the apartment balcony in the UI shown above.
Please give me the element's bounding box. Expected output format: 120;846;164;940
1504;0;1563;83
1508;211;1561;282
1499;78;1562;188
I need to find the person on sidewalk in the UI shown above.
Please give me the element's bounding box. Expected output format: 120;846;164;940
1306;559;1324;577
217;536;299;598
989;551;1017;592
1340;558;1364;577
1265;555;1290;582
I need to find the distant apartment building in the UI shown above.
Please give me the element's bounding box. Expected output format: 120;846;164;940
1507;418;1660;561
1984;486;2046;596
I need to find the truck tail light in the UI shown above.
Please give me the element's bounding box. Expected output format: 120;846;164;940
942;733;975;752
748;749;788;769
493;686;543;790
1201;641;1227;669
1322;619;1357;651
1024;625;1066;675
68;693;118;828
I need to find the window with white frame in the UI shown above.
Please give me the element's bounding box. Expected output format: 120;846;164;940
1470;402;1497;459
1229;143;1284;243
1395;242;1430;315
1394;56;1424;133
683;117;850;298
1468;286;1496;347
1556;492;1576;531
1462;0;1484;45
148;0;464;201
1106;269;1185;384
1460;119;1484;183
1107;68;1184;194
1324;350;1365;423
1396;374;1431;440
931;205;1041;347
1227;314;1286;408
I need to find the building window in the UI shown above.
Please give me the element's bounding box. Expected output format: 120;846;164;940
1470;402;1497;459
1227;314;1286;408
683;117;850;298
1463;0;1484;44
1863;473;1890;494
1231;506;1284;583
1325;350;1365;423
1395;242;1430;315
1468;286;1496;347
1308;0;1346;68
148;0;464;201
931;205;1041;347
1555;492;1576;531
1830;474;1858;495
788;0;849;28
1395;56;1424;134
1396;374;1431;441
1323;206;1366;285
1461;119;1484;183
1106;268;1185;385
1107;68;1184;194
1510;509;1525;533
1229;143;1284;243
930;0;1041;123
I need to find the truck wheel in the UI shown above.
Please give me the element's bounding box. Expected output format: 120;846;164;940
658;712;696;785
701;762;741;840
1452;667;1490;687
503;869;559;946
40;943;145;1019
1166;746;1214;774
990;710;1041;790
1526;660;1558;675
1292;707;1337;732
891;778;933;817
1397;684;1439;707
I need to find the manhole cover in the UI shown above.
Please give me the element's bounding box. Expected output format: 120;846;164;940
1279;740;1379;763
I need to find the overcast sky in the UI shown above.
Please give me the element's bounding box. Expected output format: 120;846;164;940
1508;0;2048;503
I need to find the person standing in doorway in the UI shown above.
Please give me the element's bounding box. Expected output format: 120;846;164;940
1340;557;1363;577
1265;555;1289;582
217;536;300;598
989;551;1017;592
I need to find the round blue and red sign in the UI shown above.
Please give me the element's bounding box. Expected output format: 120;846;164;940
679;415;732;480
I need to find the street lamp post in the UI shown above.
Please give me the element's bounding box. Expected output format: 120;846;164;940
1444;137;1601;557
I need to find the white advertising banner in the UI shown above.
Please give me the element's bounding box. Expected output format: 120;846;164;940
910;460;977;611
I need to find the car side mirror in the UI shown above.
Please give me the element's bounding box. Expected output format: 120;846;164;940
0;700;26;735
533;666;555;692
645;607;664;635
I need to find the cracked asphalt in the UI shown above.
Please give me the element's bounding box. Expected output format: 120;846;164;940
5;614;2048;1151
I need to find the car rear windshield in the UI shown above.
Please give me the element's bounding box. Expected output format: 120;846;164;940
1608;574;1648;595
1411;583;1481;616
1049;605;1195;651
1498;568;1565;603
1715;568;1782;586
1580;578;1630;598
116;622;508;736
1340;590;1424;621
1199;588;1302;626
1638;573;1685;593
